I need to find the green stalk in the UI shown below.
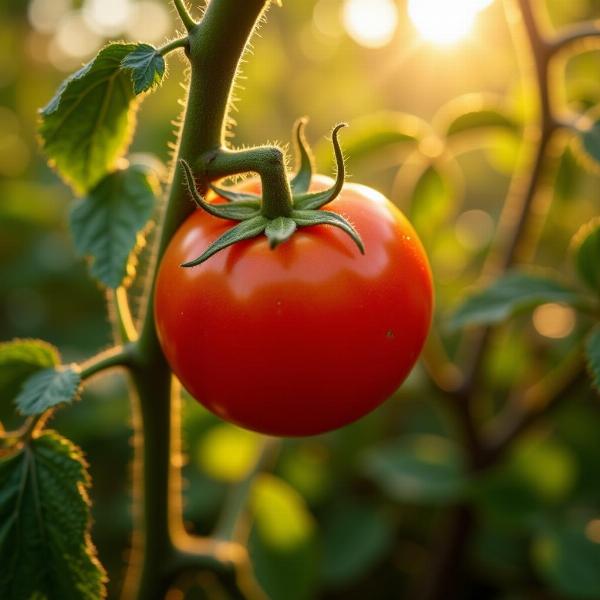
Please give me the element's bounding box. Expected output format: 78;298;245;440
124;1;273;598
197;147;294;218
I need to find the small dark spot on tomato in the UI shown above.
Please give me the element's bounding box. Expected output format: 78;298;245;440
386;329;394;339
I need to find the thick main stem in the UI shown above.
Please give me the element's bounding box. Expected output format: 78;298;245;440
124;1;271;598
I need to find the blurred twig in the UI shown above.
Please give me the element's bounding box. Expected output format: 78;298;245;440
551;20;600;52
486;349;586;458
420;1;577;597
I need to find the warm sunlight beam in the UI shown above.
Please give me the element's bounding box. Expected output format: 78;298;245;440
343;0;398;48
408;0;493;45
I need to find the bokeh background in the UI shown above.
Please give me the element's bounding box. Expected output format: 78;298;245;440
1;0;600;598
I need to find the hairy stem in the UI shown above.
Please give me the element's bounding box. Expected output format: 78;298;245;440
157;37;190;56
111;288;138;343
196;146;293;217
79;344;133;380
123;1;272;598
173;0;197;32
121;360;176;600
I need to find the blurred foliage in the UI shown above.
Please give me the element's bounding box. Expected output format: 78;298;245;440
1;0;600;599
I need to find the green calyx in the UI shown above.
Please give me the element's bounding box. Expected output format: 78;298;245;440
179;120;364;267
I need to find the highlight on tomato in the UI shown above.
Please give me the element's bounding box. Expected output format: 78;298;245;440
154;120;433;436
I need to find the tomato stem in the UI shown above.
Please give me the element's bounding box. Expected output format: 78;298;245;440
126;1;275;598
257;147;294;218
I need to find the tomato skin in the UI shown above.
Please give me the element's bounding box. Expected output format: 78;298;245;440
154;176;433;436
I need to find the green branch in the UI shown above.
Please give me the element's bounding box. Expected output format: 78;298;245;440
79;345;133;380
173;0;197;32
157;36;189;56
110;288;138;343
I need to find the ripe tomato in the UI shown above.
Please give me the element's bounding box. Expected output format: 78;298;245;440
154;176;433;436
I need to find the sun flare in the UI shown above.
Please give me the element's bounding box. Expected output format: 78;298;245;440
342;0;398;48
408;0;493;45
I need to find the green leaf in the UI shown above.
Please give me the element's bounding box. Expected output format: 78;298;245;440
121;43;165;94
70;164;158;288
445;109;517;137
532;522;600;599
555;145;581;202
265;217;297;248
435;94;518;138
450;271;582;330
585;327;600;393
360;435;466;504
249;475;318;600
579;119;600;165
0;431;106;599
573;218;600;293
315;111;425;168
39;43;138;195
409;163;459;239
15;365;81;416
321;500;393;586
0;339;59;402
471;435;577;528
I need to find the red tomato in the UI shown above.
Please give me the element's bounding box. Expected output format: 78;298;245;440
154;176;433;436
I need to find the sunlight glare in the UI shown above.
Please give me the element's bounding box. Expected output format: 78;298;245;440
408;0;492;45
83;0;131;36
342;0;398;48
28;0;70;34
125;1;172;44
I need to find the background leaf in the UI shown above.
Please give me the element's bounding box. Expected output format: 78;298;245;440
450;271;582;329
70;164;159;288
121;44;166;94
39;43;138;194
320;499;393;587
15;365;81;416
435;93;518;138
360;435;466;504
248;474;318;600
315;111;426;169
579;119;600;165
532;521;600;599
0;431;106;599
0;339;59;402
471;435;577;528
585;327;600;393
554;145;582;202
408;162;460;240
573;218;600;293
